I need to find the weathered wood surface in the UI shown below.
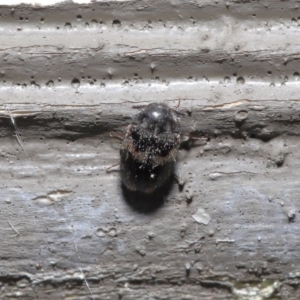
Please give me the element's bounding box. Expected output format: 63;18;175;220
1;1;300;299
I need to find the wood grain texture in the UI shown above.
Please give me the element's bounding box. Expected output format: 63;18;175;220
1;1;300;299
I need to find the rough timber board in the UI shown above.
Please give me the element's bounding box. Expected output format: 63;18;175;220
1;0;300;299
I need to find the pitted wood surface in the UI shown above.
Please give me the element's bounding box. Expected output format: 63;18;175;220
1;1;300;299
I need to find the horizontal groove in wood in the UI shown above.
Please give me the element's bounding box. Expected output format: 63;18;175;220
0;1;298;84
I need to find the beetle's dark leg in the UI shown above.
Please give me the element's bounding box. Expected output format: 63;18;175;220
105;163;120;173
173;173;185;191
174;98;181;110
110;132;124;140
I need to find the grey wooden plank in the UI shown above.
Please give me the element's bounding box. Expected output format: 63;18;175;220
1;1;300;299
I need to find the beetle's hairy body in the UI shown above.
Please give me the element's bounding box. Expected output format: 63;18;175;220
121;103;181;194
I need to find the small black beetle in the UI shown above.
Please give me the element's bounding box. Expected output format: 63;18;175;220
120;103;181;194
